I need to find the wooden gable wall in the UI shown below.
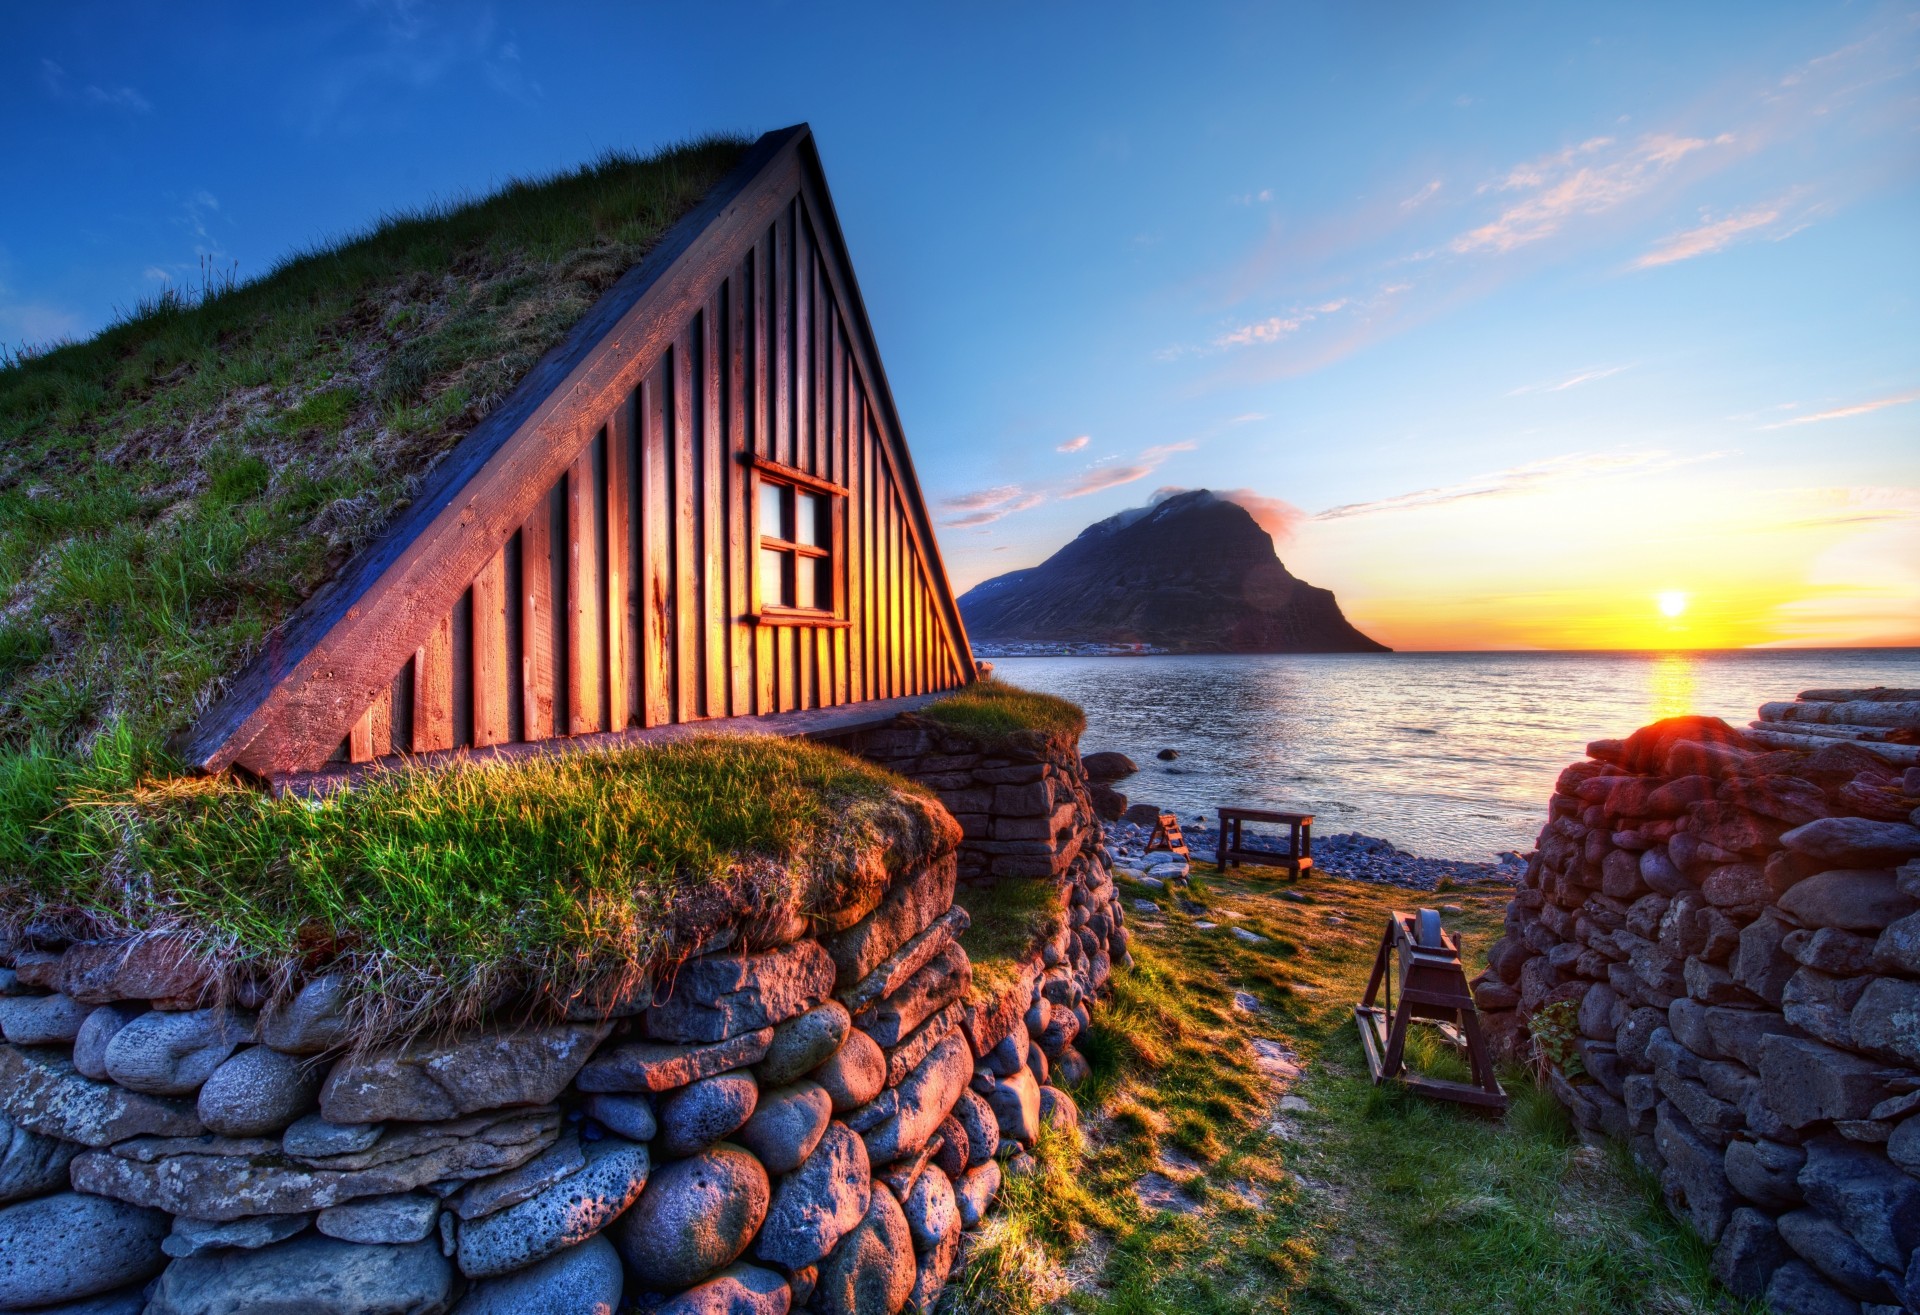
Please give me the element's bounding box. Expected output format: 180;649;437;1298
180;126;975;783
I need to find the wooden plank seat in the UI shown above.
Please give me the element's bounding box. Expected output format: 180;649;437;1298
1213;806;1313;876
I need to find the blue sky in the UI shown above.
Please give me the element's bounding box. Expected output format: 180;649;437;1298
5;2;1916;646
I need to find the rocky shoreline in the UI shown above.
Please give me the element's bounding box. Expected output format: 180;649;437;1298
1099;815;1524;892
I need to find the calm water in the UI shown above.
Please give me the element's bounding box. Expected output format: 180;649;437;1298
993;649;1920;862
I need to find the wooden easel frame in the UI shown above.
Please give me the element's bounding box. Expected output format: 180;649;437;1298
1353;908;1507;1111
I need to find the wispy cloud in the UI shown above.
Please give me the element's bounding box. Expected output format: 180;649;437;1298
1634;201;1790;268
1313;450;1723;520
940;486;1045;527
1451;132;1732;255
1152;486;1307;540
1401;180;1443;210
1059;465;1153;499
39;59;151;114
1056;435;1090;453
1212;299;1351;350
1758;388;1920;429
1508;364;1634;396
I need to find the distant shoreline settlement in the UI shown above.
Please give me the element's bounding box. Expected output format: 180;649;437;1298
971;641;1170;658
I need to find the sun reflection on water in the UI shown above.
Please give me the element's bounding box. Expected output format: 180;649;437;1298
1646;652;1700;724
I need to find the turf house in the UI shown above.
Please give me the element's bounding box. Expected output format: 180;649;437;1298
0;125;1126;1313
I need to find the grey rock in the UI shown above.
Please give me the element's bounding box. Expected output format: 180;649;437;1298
0;1045;202;1146
0;992;88;1046
1704;1005;1801;1069
145;1235;454;1315
1712;1206;1788;1300
1733;911;1798;1006
864;1033;972;1165
198;1045;322;1137
909;1224;960;1315
55;934;211;1005
0;1191;169;1308
259;975;352;1055
756;1121;869;1269
0;1115;79;1205
1039;1084;1080;1135
283;1113;382;1157
813;1028;887;1113
953;1089;997;1167
1889;1115;1920;1175
13;1284;148;1315
810;1185;915;1315
1798;1135;1920;1271
659;1070;759;1159
755;1001;852;1087
612;1142;769;1290
1785;927;1878;975
73;1106;560;1221
582;1092;656;1142
163;1212;310;1259
1640;846;1691;896
1850;977;1920;1065
655;1261;792;1315
646;942;837;1044
954;1159;1001;1229
103;1006;253;1096
1777;1208;1891;1302
318;1191;440;1244
985;1021;1030;1078
903;1163;959;1251
1781;818;1920;869
1760;1034;1902;1128
824;862;958;990
454;1131;586;1221
988;1065;1042;1146
1871;909;1920;976
1778;870;1918;933
578;1029;773;1094
736;1081;831;1175
1655;1101;1736;1242
932;1115;969;1179
1764;1259;1863;1315
320;1022;610;1124
1724;1138;1806;1210
1784;969;1868;1049
853;943;969;1049
451;1233;624;1315
456;1136;649;1279
72;1002;146;1080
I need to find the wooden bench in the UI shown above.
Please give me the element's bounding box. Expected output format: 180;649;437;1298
1213;807;1313;876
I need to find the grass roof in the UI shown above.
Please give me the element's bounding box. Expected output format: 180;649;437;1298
921;679;1087;747
2;732;952;1041
0;134;748;761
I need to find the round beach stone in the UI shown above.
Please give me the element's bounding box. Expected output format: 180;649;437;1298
611;1142;768;1290
1039;1084;1080;1135
810;1185;915;1315
755;1120;871;1270
0;1191;169;1308
259;974;353;1055
931;1114;970;1178
659;1070;759;1159
581;1091;656;1142
903;1163;959;1252
954;1160;1002;1229
656;1261;793;1315
317;1192;440;1245
145;1235;453;1315
24;1286;149;1314
0;991;89;1046
812;1028;886;1112
457;1136;650;1279
757;1001;852;1087
198;1044;324;1137
451;1233;624;1315
103;1005;252;1096
954;1089;997;1167
0;1116;80;1205
736;1080;832;1175
72;1001;148;1080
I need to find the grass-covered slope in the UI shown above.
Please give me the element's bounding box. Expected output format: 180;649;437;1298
2;734;951;1039
921;678;1086;745
0;135;747;759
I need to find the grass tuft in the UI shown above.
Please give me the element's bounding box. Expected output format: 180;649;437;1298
959;875;1067;1002
921;678;1086;746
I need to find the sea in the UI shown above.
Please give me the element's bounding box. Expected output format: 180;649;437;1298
990;649;1920;863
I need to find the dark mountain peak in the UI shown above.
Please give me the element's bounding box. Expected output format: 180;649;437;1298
959;489;1386;654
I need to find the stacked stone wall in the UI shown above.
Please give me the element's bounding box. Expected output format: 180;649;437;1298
0;745;1127;1313
1480;708;1920;1315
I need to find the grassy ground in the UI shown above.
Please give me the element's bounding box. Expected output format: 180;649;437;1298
957;860;1752;1315
0;734;948;1041
960;875;1069;1003
923;679;1087;746
0;135;746;759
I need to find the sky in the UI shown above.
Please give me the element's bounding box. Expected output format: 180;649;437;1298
4;2;1917;650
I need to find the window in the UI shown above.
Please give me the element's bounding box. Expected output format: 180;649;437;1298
751;458;846;624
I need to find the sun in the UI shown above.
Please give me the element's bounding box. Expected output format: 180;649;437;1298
1656;590;1689;618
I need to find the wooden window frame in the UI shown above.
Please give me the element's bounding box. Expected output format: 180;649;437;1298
746;455;852;628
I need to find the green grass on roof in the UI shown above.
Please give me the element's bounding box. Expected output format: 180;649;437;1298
1;732;950;1041
0;134;749;759
922;679;1087;746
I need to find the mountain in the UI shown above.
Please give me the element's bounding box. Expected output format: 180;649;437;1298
957;489;1389;653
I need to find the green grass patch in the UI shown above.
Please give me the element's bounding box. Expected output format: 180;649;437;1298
0;733;947;1040
922;678;1086;745
0;134;748;759
959;876;1066;1003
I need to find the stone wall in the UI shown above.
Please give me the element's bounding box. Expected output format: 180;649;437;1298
1478;703;1920;1315
0;763;1128;1313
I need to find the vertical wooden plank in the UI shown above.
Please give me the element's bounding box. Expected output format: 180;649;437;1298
471;547;510;746
392;660;416;756
753;231;771;459
794;212;812;476
348;708;373;763
605;394;634;732
845;389;862;704
368;684;393;758
673;333;701;723
864;410;878;699
642;368;674;726
520;492;558;741
773;205;792;468
414;611;454;752
567;435;603;736
891;493;905;699
703;293;727;719
728;268;753;718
